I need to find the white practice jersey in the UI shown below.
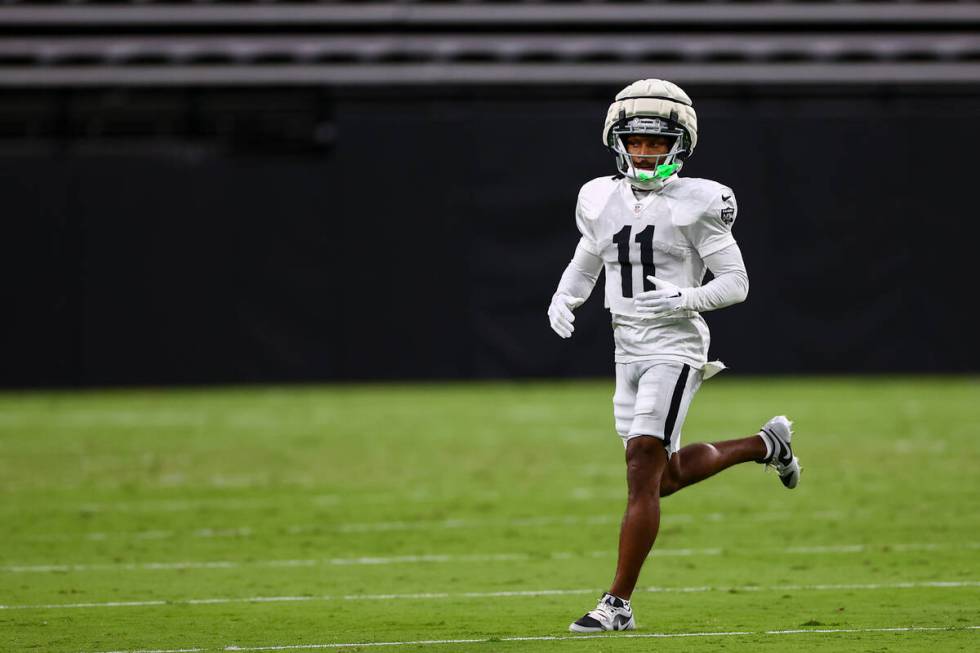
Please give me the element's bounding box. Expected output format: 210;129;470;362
575;174;739;366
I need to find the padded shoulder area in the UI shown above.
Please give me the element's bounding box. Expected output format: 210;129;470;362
577;175;621;222
664;177;733;226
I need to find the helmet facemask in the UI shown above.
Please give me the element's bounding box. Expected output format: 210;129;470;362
609;115;689;190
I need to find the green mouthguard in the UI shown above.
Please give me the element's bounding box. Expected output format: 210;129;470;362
636;163;679;182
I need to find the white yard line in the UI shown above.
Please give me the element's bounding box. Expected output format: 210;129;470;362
18;508;860;542
4;542;976;574
83;625;980;652
22;515;625;543
4;580;977;611
27;528;255;542
4;489;599;513
0;495;343;514
0;549;703;573
95;649;206;653
1;487;864;514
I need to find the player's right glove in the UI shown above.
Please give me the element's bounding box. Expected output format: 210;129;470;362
547;293;585;339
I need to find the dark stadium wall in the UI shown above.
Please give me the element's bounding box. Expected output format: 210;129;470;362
3;87;978;387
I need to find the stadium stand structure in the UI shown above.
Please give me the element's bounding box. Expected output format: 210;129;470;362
3;3;980;385
0;1;979;85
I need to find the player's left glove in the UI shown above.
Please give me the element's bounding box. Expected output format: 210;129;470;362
635;275;687;318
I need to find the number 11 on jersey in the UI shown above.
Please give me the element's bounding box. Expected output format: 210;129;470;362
613;225;656;299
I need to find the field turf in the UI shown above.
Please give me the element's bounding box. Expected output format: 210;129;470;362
1;376;978;652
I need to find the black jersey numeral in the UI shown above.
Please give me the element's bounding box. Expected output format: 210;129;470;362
636;225;656;293
613;226;633;298
613;225;657;298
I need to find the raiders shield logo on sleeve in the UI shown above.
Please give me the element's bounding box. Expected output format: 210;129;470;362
720;207;735;225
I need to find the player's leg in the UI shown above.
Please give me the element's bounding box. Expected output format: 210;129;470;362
570;361;701;633
607;361;661;600
569;363;646;633
660;415;800;496
608;434;669;599
660;436;766;497
608;361;694;599
571;440;667;631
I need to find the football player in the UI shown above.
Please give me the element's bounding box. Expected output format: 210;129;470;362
547;79;801;633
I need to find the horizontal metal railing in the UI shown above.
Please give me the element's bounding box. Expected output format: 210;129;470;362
1;2;978;85
2;33;977;64
3;62;979;85
1;3;978;26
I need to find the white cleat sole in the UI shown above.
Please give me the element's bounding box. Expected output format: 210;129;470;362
568;617;635;633
569;623;601;633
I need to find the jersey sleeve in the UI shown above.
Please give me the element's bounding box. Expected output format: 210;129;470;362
574;187;601;256
681;187;738;259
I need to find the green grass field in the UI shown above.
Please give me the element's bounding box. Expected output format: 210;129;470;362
1;376;978;652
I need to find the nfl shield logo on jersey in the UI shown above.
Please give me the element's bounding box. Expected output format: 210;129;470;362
720;207;735;225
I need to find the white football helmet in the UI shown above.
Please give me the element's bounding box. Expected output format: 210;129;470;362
603;79;699;190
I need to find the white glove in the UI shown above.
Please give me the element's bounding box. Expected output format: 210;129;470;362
547;294;585;339
635;275;686;319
